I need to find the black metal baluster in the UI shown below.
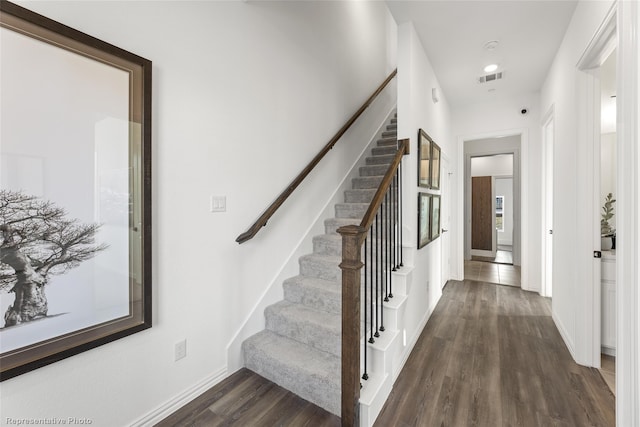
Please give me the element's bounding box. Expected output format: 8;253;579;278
384;191;390;303
369;226;375;344
399;161;404;268
374;211;380;338
389;178;394;299
392;171;397;273
379;199;385;333
362;235;368;381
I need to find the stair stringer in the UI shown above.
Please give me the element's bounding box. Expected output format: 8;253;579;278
226;106;397;373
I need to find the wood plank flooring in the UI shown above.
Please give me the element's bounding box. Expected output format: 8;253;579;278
155;368;340;427
374;280;615;427
156;279;614;427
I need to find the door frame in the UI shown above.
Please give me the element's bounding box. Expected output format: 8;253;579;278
541;106;555;298
460;130;528;290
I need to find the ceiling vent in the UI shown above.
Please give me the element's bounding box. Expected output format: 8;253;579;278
478;71;504;84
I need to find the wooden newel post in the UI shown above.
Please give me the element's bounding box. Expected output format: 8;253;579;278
337;224;366;427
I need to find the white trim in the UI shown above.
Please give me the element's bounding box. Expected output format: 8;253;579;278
460;130;527;290
393;299;437;382
616;1;639;425
541;105;555;298
130;367;228;427
553;310;576;359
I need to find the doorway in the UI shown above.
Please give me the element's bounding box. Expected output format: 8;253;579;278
464;146;521;288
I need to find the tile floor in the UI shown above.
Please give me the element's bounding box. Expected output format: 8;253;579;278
464;259;521;287
471;245;514;265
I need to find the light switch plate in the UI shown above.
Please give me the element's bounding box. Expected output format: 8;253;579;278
210;196;226;213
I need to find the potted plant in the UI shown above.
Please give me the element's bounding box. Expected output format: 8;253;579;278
601;192;616;250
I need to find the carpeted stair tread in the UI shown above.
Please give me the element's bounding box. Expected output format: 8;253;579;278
377;138;398;147
242;330;340;415
283;275;341;314
265;300;340;356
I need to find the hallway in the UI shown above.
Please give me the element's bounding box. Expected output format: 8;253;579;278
374;280;615;426
158;280;615;426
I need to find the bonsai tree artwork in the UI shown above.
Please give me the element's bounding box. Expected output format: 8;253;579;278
1;190;107;327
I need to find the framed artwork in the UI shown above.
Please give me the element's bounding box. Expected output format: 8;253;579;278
418;129;432;188
431;195;441;241
418;193;431;249
0;1;152;381
430;141;441;190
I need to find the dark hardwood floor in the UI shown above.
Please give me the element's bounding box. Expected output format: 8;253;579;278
156;280;615;426
374;280;615;427
155;368;340;427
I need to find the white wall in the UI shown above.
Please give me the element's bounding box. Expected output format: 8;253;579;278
470;154;513;177
1;2;397;425
540;0;614;365
396;22;454;357
495;177;514;246
454;97;540;291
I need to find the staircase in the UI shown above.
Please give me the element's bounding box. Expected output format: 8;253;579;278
242;114;404;421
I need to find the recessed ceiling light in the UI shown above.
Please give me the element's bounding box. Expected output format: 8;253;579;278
484;64;499;73
483;40;500;51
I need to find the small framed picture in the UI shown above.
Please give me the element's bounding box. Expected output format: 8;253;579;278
418;129;432;188
431;142;441;190
431;195;441;241
418;193;431;249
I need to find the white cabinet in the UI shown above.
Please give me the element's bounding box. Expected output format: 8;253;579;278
601;251;616;355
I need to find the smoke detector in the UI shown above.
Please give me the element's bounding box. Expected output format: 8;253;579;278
477;71;504;84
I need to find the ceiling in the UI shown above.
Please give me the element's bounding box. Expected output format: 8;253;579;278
387;1;579;108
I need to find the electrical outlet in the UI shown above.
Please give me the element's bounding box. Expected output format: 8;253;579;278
175;339;187;361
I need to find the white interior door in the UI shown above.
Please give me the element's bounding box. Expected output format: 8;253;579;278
441;157;451;287
543;114;554;297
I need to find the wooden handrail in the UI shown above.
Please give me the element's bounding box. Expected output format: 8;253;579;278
236;69;398;244
359;138;409;231
337;138;409;426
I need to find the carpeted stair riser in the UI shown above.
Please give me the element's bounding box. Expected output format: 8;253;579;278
283;275;341;315
381;130;397;138
366;155;395;165
265;300;341;357
299;254;341;282
372;145;397;156
360;164;391;177
377;138;398;147
352;176;384;189
344;188;378;203
242;330;340;415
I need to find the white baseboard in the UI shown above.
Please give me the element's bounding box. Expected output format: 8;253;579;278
130;367;227;427
392;298;439;383
552;310;576;360
601;346;616;357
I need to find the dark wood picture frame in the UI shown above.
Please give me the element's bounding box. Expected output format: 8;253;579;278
418;193;431;249
418;129;432;188
0;1;152;381
431;195;441;241
430;141;442;190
